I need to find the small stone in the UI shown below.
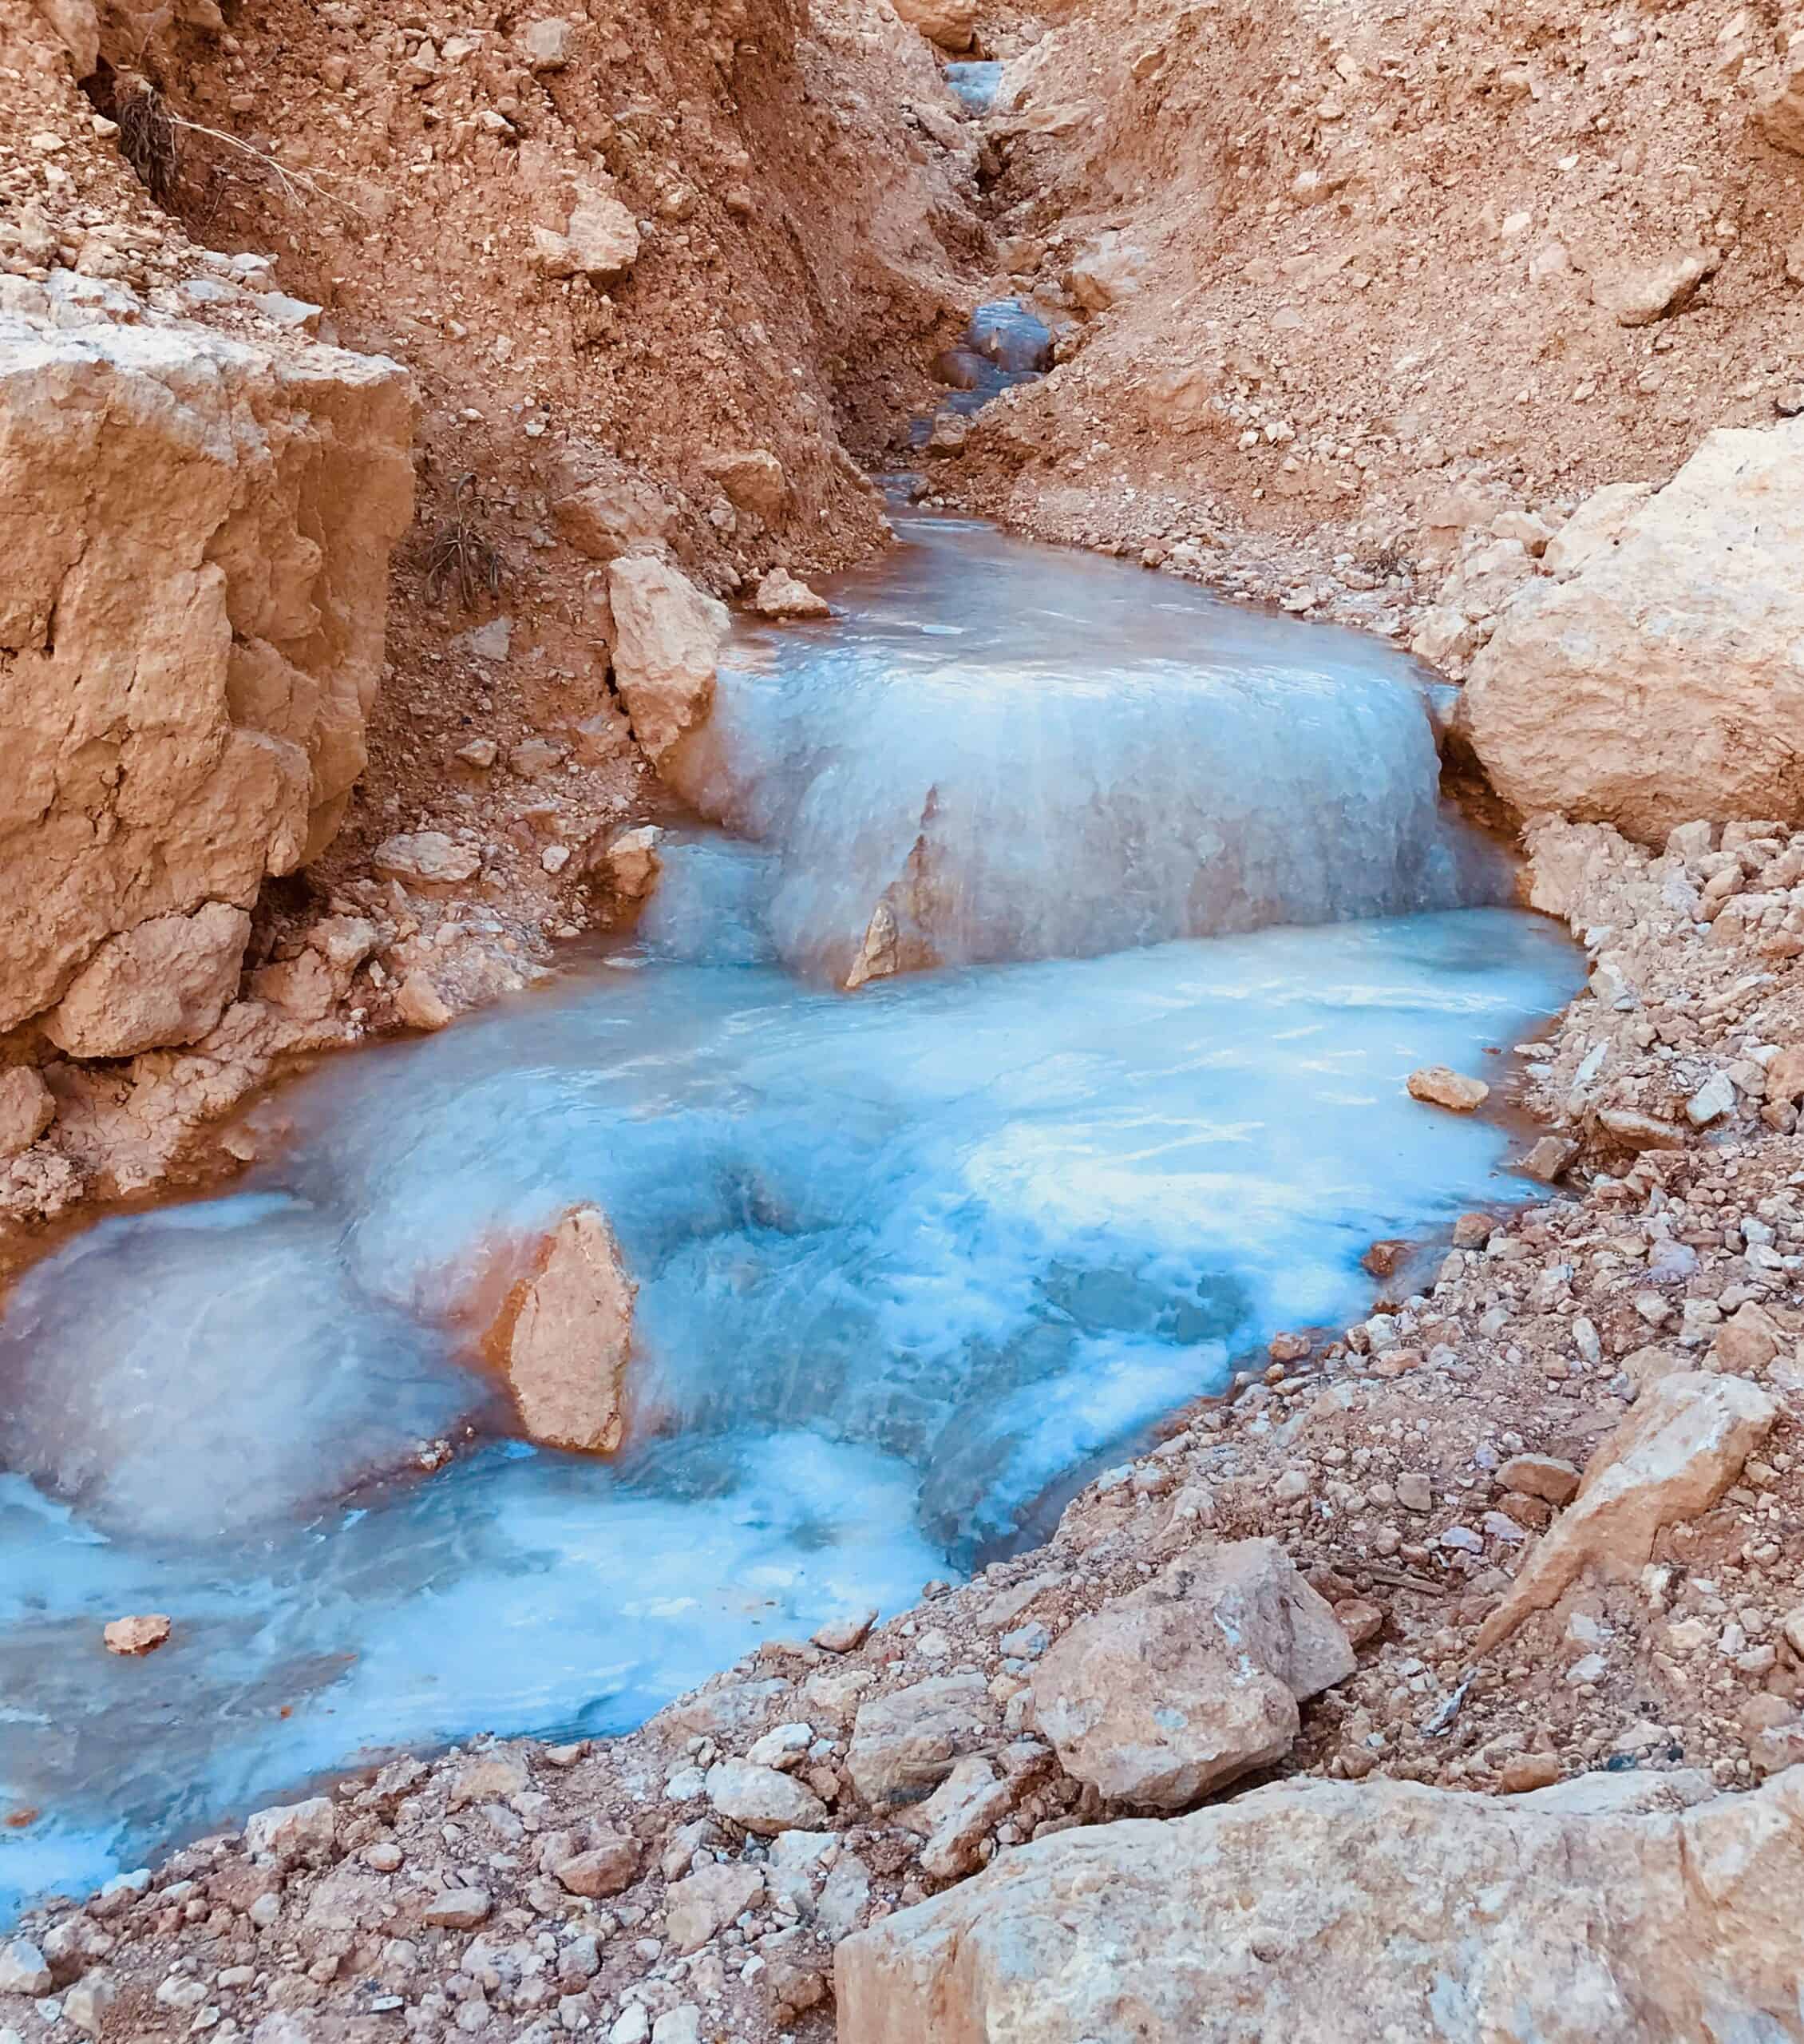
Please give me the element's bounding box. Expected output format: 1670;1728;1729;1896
423;1888;492;1929
1406;1066;1489;1112
1687;1072;1737;1127
746;1723;814;1772
651;2009;701;2044
244;1795;337;1862
1497;1455;1580;1506
365;1841;404;1872
103;1613;171;1656
1517;1135;1577;1183
811;1610;876;1654
455;738;499;769
1332;1598;1384;1647
1396;1472;1434;1514
704;1761;829;1836
1497;1753;1561;1794
552;1835;639;1898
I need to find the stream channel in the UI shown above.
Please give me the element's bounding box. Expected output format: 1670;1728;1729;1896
0;511;1580;1919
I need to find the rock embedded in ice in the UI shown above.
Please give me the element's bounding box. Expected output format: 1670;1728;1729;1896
1406;1064;1490;1111
101;1613;170;1656
1030;1539;1355;1808
492;1206;636;1453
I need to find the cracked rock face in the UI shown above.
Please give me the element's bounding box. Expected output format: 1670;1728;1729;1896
0;312;413;1051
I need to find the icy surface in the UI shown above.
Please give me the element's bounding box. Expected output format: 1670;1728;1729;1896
670;515;1509;986
0;513;1577;1917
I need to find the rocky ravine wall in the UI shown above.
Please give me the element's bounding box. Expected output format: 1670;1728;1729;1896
0;316;413;1065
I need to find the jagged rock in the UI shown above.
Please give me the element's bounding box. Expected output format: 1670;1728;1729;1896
0;1940;53;1997
43;904;251;1059
891;0;976;52
704;1761;829;1836
592;825;663;903
493;1206;636;1452
607;557;728;765
422;1888;491;1929
551;1834;638;1898
394;971;453;1032
1467;420;1804;841
1757;64;1804;154
243;1795;337;1862
536;186;640;284
905;1757;1012;1880
552;476;672;561
848;1674;999;1805
837;1771;1804;2044
0;313;410;1049
1473;1372;1778;1654
515;16;572;69
1030;1538;1355;1808
1066;232;1149;311
1406;1065;1489;1111
0;1067;55;1159
1588;248;1721;327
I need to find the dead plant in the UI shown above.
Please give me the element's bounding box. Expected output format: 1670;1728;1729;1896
424;476;508;613
114;74;180;205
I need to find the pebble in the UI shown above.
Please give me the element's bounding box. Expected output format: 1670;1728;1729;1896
103;1613;172;1656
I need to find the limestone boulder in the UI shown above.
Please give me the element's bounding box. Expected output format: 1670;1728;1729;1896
702;449;787;522
43;904;251;1059
607;557;728;766
751;568;832;620
848;1674;999;1806
494;1206;637;1452
1030;1538;1355;1808
1465;420;1804;841
1473;1371;1777;1654
0;1067;55;1159
836;1769;1804;2044
0;314;412;1047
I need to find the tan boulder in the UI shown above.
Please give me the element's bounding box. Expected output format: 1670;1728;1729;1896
43;904;250;1059
1030;1539;1355;1808
847;1674;999;1805
702;449;787;522
891;0;976;52
1588;248;1720;327
607;557;728;765
751;568;832;620
1758;63;1804;154
1406;1065;1489;1111
494;1206;636;1452
102;1613;171;1655
1066;231;1149;311
591;825;663;903
535;185;640;284
836;1770;1804;2044
1466;420;1804;841
372;832;482;887
0;312;411;1048
0;1068;55;1159
552;476;671;561
1472;1371;1777;1655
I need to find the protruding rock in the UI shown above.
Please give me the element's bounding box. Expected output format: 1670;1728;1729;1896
1589;248;1721;327
907;1757;1012;1880
44;905;251;1059
373;832;482;887
494;1206;637;1453
551;1833;639;1898
1030;1538;1355;1808
536;187;640;285
1472;1372;1778;1655
837;1770;1804;2043
394;972;453;1032
593;825;663;904
704;1761;829;1836
553;476;672;561
607;557;728;766
243;1795;337;1863
0;1940;53;1997
891;0;976;52
1497;1454;1580;1505
422;1888;491;1930
664;1864;764;1955
0;1067;55;1159
848;1674;998;1805
1467;419;1804;841
103;1613;171;1656
1406;1065;1489;1112
751;568;832;620
702;449;787;522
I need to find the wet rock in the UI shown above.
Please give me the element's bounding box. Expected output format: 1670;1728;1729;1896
837;1772;1804;2044
102;1612;171;1655
663;1863;764;1954
45;904;251;1059
244;1795;337;1862
0;1068;54;1159
607;557;727;766
1473;1372;1778;1654
704;1760;829;1836
849;1674;999;1805
495;1205;637;1453
1515;1135;1577;1183
1031;1538;1355;1808
1468;419;1804;840
1406;1065;1489;1111
752;568;832;620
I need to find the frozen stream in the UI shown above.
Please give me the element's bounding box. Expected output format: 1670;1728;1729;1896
0;516;1579;1917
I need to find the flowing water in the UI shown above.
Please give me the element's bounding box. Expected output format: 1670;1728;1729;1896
0;513;1579;1919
